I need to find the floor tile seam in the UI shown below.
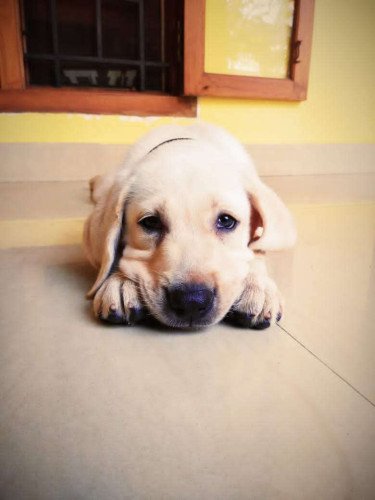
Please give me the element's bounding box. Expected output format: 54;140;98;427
0;217;86;223
262;172;375;178
0;180;88;184
276;323;375;409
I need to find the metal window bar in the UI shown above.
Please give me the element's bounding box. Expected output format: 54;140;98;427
95;0;103;59
23;0;170;91
24;53;169;69
49;0;61;86
160;0;166;92
138;0;146;91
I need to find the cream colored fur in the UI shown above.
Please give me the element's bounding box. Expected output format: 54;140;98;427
83;123;296;329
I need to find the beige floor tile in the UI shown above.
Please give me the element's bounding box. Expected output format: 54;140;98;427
1;175;374;223
0;246;374;500
269;203;375;403
0;181;91;221
266;173;375;204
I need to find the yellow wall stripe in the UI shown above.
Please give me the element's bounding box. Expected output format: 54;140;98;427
0;218;84;248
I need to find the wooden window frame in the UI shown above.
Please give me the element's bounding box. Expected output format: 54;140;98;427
0;0;315;114
0;0;196;116
184;0;315;101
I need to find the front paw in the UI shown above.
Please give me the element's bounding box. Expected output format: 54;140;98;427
93;274;146;325
226;277;283;330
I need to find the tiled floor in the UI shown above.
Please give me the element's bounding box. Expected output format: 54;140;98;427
0;204;374;500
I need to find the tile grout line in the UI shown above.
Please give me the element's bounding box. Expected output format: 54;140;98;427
276;323;375;409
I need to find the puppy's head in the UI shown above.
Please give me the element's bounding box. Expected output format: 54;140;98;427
88;127;296;328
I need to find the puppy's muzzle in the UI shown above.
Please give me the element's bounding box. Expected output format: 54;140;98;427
165;283;215;323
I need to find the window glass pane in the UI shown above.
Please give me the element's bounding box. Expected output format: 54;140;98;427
60;62;140;90
205;0;295;79
22;0;181;94
144;0;162;62
102;0;139;59
23;0;52;54
57;0;96;56
146;66;165;92
27;59;55;85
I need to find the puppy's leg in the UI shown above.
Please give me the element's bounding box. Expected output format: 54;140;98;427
93;273;146;325
227;256;283;330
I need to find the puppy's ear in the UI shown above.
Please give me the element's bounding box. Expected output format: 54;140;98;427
86;182;128;298
249;180;296;251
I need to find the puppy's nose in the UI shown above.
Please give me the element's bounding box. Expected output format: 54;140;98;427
166;283;215;321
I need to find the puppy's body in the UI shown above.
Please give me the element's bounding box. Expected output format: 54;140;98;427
84;123;296;329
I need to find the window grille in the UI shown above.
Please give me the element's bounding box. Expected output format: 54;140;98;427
21;0;180;93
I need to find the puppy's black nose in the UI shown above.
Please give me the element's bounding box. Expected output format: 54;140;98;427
166;283;215;321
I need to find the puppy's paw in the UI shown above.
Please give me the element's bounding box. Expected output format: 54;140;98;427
93;274;146;325
226;277;283;330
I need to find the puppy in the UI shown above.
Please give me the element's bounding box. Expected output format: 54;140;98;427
83;123;296;329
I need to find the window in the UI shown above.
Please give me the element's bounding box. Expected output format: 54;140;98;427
185;0;315;100
22;0;181;93
0;0;194;115
0;0;314;115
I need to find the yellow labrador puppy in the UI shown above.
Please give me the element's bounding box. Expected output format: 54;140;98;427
83;123;296;329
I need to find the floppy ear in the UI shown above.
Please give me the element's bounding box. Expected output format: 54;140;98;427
249;179;297;251
86;182;128;299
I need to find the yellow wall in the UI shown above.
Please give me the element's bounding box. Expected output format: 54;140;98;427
0;0;374;145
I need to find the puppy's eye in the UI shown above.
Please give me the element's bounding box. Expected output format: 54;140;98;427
216;213;238;231
138;215;164;233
